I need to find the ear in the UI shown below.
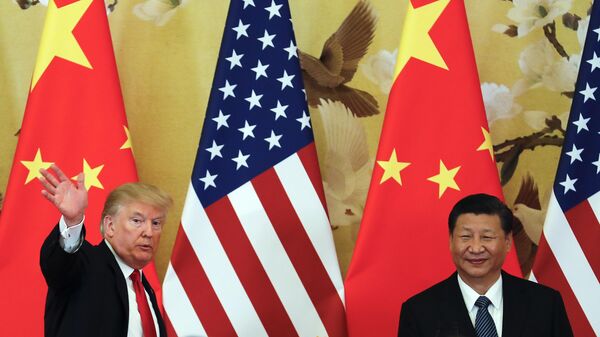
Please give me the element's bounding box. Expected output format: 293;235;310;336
505;232;513;252
103;215;115;238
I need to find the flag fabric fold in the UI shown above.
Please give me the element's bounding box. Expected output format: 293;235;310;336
531;1;600;335
162;1;347;336
344;0;521;336
0;0;161;335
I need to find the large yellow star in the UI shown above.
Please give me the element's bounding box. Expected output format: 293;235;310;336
477;127;495;160
427;160;460;198
21;148;54;184
120;125;132;150
31;0;93;90
73;159;104;190
377;149;411;185
395;0;450;76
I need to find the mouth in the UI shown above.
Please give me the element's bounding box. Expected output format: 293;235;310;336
466;258;487;265
137;244;153;252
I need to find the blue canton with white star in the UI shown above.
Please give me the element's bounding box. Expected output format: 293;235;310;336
191;0;313;206
554;1;600;211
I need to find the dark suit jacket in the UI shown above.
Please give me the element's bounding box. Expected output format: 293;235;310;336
40;224;167;337
398;271;573;337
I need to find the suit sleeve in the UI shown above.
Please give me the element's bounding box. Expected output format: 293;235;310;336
40;223;89;290
552;290;574;337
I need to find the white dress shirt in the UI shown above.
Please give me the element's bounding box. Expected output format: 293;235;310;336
59;217;160;337
457;273;504;337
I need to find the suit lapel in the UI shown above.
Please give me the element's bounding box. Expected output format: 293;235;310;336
98;241;129;316
501;271;528;337
98;241;165;336
440;273;478;337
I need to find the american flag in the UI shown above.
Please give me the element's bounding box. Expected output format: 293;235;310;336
531;2;600;336
162;1;347;336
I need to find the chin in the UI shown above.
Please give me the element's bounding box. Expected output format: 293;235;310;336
462;267;490;279
466;272;489;280
134;255;153;266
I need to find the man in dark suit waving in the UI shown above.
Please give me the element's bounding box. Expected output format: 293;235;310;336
39;164;171;337
397;193;573;337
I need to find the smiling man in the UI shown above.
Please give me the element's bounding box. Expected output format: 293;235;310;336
38;164;172;337
397;193;573;337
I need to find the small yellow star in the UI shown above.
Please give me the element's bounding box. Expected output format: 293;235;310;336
377;149;411;185
395;0;450;76
21;148;54;184
477;127;495;160
31;0;93;90
73;159;104;190
427;160;460;198
120;125;132;150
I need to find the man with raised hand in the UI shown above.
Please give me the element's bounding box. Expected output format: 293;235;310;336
39;164;171;337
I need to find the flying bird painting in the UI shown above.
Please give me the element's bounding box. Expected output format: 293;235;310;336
317;99;372;231
511;174;543;276
299;0;379;117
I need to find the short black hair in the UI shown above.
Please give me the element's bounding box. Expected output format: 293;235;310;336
448;193;513;234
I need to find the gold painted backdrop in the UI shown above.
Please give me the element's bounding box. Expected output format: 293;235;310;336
0;0;587;279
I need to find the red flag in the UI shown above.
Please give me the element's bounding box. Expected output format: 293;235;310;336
0;0;161;335
344;0;521;336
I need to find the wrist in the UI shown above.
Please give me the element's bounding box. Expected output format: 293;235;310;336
64;215;84;227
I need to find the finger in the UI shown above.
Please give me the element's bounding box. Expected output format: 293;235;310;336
51;164;70;182
75;173;86;190
38;176;57;196
40;167;60;188
41;190;57;205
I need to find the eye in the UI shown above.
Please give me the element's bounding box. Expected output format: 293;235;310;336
130;218;142;226
460;235;472;240
151;220;163;230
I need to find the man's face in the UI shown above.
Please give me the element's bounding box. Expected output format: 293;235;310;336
450;213;511;288
104;201;165;270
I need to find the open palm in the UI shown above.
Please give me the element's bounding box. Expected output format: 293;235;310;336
40;165;88;226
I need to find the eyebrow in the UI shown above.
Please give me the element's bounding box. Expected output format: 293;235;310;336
458;227;497;233
130;212;165;220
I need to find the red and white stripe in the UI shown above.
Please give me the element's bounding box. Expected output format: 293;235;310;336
164;146;347;337
531;192;600;336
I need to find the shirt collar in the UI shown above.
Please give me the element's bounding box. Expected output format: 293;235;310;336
105;240;141;280
457;273;503;311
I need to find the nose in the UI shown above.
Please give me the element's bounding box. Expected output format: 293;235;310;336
141;220;153;237
468;237;485;253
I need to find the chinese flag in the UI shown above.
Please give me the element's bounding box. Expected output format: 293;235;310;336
0;0;161;335
344;0;521;336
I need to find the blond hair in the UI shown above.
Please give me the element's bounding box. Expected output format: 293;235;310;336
100;182;173;235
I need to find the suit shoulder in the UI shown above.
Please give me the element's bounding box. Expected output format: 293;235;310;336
504;272;562;298
403;276;454;308
504;273;556;290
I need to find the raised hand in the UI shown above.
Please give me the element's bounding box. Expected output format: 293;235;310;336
39;164;88;227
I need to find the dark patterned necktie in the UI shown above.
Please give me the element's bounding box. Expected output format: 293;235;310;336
475;296;498;337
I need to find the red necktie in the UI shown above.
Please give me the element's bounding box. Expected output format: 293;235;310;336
130;270;157;337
